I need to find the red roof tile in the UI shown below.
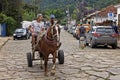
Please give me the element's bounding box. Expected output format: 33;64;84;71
98;5;117;17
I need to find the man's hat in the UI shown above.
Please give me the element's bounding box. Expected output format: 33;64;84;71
50;14;55;19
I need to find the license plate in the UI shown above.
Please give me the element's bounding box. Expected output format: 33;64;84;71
17;36;21;37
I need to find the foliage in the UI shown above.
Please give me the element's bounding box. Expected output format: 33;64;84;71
4;16;17;36
22;10;35;21
0;13;6;23
24;0;120;23
0;0;22;23
0;13;17;36
43;9;65;22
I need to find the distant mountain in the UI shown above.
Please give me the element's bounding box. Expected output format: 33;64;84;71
24;0;119;10
23;0;120;14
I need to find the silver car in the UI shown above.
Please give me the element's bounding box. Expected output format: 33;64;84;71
85;26;118;49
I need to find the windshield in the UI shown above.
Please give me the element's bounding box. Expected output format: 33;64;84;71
96;28;114;33
15;29;26;33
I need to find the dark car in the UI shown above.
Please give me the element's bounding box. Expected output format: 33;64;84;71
85;26;118;49
13;28;30;40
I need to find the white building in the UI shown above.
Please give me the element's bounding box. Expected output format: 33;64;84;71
86;5;117;25
21;21;32;29
115;3;120;26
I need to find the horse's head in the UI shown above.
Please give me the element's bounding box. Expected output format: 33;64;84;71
47;24;61;42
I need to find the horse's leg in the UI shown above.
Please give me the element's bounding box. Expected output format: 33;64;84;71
51;51;56;76
39;52;43;69
44;54;49;76
32;35;36;60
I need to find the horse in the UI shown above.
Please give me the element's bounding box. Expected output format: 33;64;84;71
37;21;61;76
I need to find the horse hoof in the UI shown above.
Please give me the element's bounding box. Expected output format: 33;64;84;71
44;73;48;76
51;70;55;76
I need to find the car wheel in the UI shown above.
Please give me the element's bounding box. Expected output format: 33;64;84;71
28;35;30;39
13;37;15;40
25;35;28;40
112;44;117;49
85;39;89;46
13;37;17;40
90;39;96;48
85;42;89;46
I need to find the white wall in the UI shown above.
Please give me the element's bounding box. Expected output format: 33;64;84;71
93;17;108;23
21;21;32;28
117;7;120;25
117;7;120;14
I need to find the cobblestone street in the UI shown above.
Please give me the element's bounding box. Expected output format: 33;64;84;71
0;29;120;80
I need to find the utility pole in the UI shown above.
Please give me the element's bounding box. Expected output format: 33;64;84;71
0;3;2;12
66;8;70;29
80;0;85;24
34;0;36;17
92;0;95;26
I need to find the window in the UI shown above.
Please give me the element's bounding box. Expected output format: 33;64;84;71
96;28;114;33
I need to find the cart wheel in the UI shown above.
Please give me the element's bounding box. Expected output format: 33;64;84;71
27;52;33;67
58;50;64;64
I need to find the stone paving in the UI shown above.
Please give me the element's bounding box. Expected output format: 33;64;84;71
0;30;120;80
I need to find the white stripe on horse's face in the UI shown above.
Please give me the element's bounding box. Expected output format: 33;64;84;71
55;25;60;41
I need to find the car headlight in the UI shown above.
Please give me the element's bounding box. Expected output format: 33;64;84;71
13;34;16;36
23;32;26;35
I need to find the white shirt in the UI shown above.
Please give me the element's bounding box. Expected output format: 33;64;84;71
31;20;44;33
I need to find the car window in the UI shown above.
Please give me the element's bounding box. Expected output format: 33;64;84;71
15;29;26;32
96;28;114;33
105;28;114;33
96;28;104;32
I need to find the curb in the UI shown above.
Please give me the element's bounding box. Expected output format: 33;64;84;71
0;39;9;51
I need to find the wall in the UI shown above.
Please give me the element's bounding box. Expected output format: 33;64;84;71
93;17;108;23
117;7;120;26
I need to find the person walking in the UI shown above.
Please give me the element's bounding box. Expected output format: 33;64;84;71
112;21;119;40
79;24;86;49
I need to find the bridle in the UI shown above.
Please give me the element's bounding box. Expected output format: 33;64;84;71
48;21;60;42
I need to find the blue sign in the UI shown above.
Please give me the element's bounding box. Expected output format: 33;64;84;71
108;13;113;16
108;12;114;20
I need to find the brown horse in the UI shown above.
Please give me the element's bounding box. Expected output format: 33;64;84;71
38;21;61;76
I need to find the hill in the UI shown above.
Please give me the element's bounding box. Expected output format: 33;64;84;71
24;0;120;11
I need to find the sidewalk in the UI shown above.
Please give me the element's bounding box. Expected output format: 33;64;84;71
0;37;11;50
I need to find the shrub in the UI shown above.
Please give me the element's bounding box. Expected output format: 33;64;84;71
0;13;17;36
4;16;17;36
0;13;6;23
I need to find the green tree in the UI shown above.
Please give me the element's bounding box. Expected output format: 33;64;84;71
0;13;6;23
0;13;17;36
4;17;17;36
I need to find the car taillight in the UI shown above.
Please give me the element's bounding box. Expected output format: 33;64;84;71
93;33;101;37
111;33;118;37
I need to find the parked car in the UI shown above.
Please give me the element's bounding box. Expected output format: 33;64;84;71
69;26;76;34
73;27;79;40
67;25;72;33
85;26;118;49
13;28;30;40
